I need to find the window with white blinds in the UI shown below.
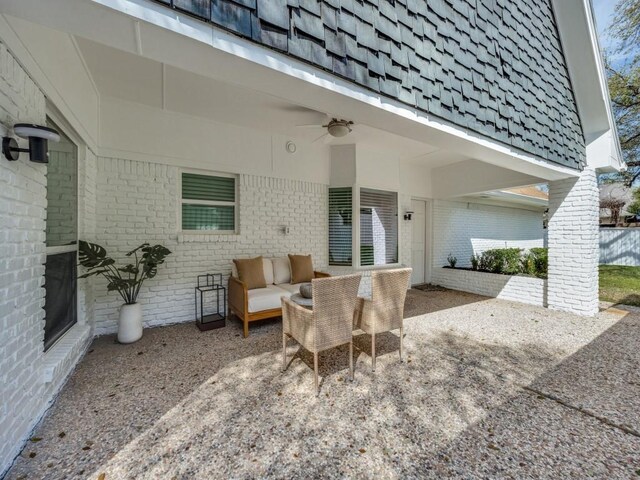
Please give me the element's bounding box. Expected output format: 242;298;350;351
180;172;237;232
359;188;398;266
329;187;353;266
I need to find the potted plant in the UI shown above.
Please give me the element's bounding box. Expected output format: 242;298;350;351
78;240;172;343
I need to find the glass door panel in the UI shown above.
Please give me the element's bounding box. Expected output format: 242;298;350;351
43;119;78;350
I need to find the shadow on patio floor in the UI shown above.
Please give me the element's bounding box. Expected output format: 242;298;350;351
5;291;639;479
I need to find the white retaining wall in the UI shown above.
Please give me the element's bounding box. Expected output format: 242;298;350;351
432;199;545;269
434;268;546;306
600;228;640;266
93;158;328;334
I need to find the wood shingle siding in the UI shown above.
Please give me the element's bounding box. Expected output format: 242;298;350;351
156;0;585;170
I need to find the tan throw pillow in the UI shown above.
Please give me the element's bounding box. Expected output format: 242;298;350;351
289;254;314;284
233;257;267;290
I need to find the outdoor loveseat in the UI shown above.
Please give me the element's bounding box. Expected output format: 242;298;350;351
228;255;329;337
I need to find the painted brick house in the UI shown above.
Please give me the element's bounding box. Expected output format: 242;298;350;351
0;0;622;473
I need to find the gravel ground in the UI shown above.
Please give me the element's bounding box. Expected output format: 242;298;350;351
5;289;640;479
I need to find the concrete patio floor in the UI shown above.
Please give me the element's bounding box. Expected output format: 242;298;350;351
6;289;640;479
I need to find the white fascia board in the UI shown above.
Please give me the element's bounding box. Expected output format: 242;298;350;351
491;191;548;207
551;0;624;171
1;0;580;179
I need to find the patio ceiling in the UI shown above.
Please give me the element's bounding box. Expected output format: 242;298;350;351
76;37;445;164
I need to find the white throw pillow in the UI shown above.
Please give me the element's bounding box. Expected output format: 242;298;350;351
262;258;274;285
271;256;291;284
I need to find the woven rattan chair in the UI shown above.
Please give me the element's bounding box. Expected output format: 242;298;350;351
281;274;362;395
354;268;412;371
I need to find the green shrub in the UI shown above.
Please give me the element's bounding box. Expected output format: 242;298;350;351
447;247;548;278
529;247;548;277
480;248;522;274
521;252;537;276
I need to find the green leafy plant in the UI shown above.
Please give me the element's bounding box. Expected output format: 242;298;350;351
521;252;536;276
78;240;172;305
528;247;548;277
480;248;522;275
446;247;548;278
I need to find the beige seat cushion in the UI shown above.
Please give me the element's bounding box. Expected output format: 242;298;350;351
231;258;273;285
233;257;267;290
276;283;306;295
247;285;291;313
289;254;314;284
272;257;291;284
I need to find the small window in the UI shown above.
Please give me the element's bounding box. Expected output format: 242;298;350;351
329;187;353;266
180;172;237;232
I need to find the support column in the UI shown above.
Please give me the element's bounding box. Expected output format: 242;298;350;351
547;168;599;315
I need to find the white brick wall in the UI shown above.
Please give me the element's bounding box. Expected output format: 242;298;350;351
78;149;97;332
0;41;48;475
93;157;328;334
547;168;599;315
0;42;94;476
432;199;544;269
0;43;46;476
434;268;546;306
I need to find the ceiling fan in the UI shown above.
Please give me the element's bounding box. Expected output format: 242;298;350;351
296;118;355;143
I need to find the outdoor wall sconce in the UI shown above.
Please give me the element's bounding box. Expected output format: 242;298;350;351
1;123;60;163
404;211;414;221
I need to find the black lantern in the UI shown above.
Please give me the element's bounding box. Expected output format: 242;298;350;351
194;274;226;331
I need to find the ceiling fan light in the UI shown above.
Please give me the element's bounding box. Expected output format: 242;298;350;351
327;123;350;137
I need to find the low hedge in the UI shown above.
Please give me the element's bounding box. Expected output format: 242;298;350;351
465;247;548;278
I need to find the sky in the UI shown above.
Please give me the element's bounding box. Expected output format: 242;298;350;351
592;0;616;50
592;0;635;66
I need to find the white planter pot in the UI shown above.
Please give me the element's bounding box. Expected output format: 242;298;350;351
118;303;143;344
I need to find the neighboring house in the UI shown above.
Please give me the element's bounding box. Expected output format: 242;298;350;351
599;182;634;226
0;0;623;474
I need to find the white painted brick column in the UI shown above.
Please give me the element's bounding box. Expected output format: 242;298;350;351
547;167;599;315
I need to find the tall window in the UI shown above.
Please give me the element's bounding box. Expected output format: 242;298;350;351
329;187;399;267
44;118;78;350
329;187;352;266
360;188;398;266
180;172;237;232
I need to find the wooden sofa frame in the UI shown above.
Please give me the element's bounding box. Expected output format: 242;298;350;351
228;271;331;337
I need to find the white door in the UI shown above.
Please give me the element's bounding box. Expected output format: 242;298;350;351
411;199;427;285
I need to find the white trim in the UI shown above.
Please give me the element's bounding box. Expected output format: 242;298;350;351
45;245;78;255
410;197;433;285
43;112;84;349
550;0;624;171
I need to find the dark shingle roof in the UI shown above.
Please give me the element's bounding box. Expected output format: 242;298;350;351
155;0;585;170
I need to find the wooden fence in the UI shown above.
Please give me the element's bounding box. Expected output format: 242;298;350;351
600;228;640;266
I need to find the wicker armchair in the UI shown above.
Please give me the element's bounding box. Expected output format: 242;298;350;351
354;268;412;371
281;274;362;395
